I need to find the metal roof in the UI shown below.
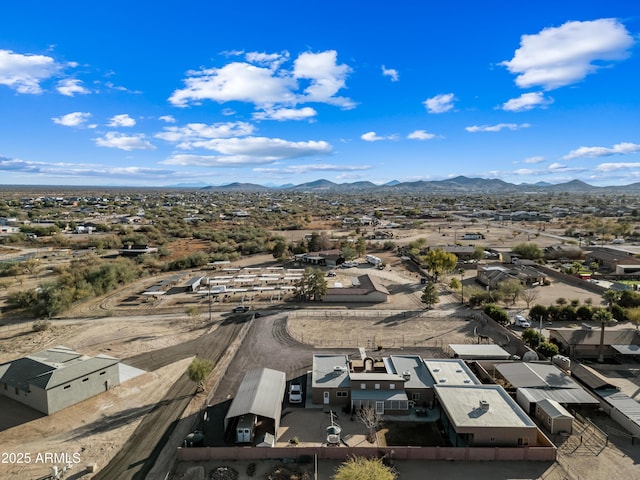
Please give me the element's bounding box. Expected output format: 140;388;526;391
496;362;581;389
597;390;640;428
611;344;640;355
518;387;599;406
449;344;512;360
549;328;639;346
536;399;574;419
0;347;119;391
351;390;408;402
224;368;286;424
570;362;619;390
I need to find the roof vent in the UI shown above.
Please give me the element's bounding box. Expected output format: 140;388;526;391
402;371;411;380
479;399;490;410
333;366;344;373
439;378;447;383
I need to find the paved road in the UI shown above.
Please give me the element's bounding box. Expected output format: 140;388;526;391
92;318;246;480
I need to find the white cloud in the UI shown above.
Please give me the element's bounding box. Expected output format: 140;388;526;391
563;142;640;160
245;51;289;69
159;115;176;123
423;93;455;113
501;18;634;90
382;65;399;82
513;168;537;175
56;79;90;96
549;162;567;170
523;156;545;164
161;136;331;165
465;123;530;132
595;162;640;172
155;122;255;144
108;114;136;127
52;112;92;127
0;49;63;94
254;163;371;174
94;132;156;151
407;130;436;140
293;50;354;108
361;131;397;142
169;50;354;110
253;107;317;121
501;92;553;112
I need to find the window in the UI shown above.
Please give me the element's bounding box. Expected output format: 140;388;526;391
412;392;421;401
374;384;380;390
389;383;396;390
336;391;348;397
360;383;366;390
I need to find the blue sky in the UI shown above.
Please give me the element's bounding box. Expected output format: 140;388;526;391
1;1;639;187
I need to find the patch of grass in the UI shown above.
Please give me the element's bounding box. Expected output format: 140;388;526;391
378;421;448;447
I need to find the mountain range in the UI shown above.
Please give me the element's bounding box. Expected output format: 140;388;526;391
196;176;640;194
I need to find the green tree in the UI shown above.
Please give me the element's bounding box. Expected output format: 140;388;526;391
522;328;543;348
296;268;328;301
449;277;461;290
497;279;524;306
272;238;288;261
512;243;543;260
625;306;640;330
333;456;396;480
355;236;367;257
529;304;548;322
420;249;457;281
187;357;214;392
421;282;439;309
538;341;559;358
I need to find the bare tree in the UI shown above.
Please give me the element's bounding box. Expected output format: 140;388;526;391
356;405;383;443
520;287;540;309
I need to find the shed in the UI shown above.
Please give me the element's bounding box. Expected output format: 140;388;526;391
224;368;286;445
535;398;574;435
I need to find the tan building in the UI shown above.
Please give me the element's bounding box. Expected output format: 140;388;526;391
435;384;538;447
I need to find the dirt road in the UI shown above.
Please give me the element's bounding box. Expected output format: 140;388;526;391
92;319;246;480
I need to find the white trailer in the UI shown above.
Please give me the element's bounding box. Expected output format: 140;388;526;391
365;254;382;266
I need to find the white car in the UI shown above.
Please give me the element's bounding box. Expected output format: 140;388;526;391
288;382;303;404
514;315;531;328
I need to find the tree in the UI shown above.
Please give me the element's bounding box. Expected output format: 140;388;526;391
333;456;396;480
187;357;214;392
538;341;559;358
593;309;616;363
296;268;327;301
522;328;543;348
511;243;543;260
355;237;367;257
625;306;640;330
529;304;548;322
449;277;461;290
420;282;439;309
420;249;457;281
355;406;384;444
272;238;288;261
497;279;524;306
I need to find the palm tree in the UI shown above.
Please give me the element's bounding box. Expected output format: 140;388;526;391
593;309;616;363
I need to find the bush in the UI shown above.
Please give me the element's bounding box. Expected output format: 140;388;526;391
32;319;51;332
537;341;559;358
483;304;509;325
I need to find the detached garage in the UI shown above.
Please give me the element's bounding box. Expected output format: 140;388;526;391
535;398;574;435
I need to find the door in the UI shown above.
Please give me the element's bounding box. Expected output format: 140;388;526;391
375;401;384;415
323;391;330;405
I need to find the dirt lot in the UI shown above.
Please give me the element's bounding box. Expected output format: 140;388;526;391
0;219;636;479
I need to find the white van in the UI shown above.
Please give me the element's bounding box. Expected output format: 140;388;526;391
514;315;531;328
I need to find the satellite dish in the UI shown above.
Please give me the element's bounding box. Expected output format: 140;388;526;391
522;351;539;362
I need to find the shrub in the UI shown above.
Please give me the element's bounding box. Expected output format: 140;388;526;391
483;304;509;325
32;319;51;332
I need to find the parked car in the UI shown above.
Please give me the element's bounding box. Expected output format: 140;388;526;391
327;271;337;277
288;382;303;404
233;305;250;313
514;315;530;328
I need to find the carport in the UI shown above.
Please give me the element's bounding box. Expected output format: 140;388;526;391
223;368;286;445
